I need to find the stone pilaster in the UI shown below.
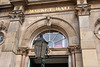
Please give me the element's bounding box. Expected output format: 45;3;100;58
0;4;25;67
17;47;29;67
76;0;99;67
2;5;24;53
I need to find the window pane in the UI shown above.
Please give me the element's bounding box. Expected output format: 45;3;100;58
34;30;68;48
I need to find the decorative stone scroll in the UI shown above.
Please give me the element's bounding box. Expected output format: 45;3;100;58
9;10;24;24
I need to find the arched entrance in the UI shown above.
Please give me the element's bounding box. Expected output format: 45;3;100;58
19;16;79;67
29;29;69;67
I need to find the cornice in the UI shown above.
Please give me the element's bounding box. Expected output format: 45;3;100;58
0;4;12;9
28;0;76;6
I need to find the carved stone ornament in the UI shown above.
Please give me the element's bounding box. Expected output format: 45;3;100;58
0;21;7;31
94;18;100;39
9;10;24;24
17;47;29;55
76;4;90;15
46;16;51;27
68;45;81;53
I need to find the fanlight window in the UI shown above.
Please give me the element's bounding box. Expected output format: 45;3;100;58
34;30;68;48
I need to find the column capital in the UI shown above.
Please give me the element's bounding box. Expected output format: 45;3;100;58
9;10;24;24
68;45;81;53
17;47;29;55
76;4;90;16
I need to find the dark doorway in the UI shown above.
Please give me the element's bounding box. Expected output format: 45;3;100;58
29;57;68;67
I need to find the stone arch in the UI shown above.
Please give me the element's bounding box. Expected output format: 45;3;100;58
19;17;79;48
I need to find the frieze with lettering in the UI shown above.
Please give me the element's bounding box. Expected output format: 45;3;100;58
25;6;74;14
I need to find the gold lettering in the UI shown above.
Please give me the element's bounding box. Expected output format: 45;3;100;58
61;7;64;10
29;10;34;13
41;9;44;12
27;6;73;14
64;7;67;10
56;7;61;11
68;6;69;10
49;8;52;12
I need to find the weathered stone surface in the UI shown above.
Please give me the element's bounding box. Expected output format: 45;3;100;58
79;16;89;28
80;30;94;40
2;21;21;53
82;50;99;67
0;52;16;67
75;53;83;67
15;55;21;67
81;40;96;49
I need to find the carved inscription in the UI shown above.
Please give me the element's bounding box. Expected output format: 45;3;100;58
25;6;74;14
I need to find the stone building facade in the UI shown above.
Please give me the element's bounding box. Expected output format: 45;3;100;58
0;0;100;67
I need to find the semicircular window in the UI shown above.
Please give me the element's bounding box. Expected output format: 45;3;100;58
34;30;68;48
0;32;4;43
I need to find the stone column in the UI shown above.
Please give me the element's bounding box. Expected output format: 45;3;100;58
18;47;29;67
71;52;76;67
76;0;99;67
68;46;78;67
75;52;83;67
68;55;72;67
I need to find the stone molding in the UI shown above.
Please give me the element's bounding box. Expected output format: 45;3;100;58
17;46;81;56
76;4;90;16
9;10;24;24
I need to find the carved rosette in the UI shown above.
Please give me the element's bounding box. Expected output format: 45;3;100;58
76;4;90;16
9;10;24;24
